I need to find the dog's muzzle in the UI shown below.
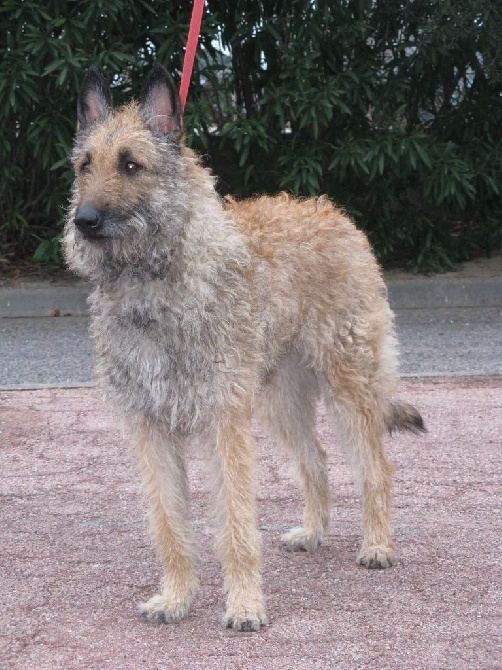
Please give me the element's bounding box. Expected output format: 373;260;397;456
74;205;104;238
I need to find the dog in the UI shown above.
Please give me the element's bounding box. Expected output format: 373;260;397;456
63;63;425;632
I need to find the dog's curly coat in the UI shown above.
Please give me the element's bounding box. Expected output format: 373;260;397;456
63;64;424;631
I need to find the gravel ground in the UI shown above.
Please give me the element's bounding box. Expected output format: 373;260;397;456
1;377;501;669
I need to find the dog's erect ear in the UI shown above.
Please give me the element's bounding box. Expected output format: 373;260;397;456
140;63;182;141
77;67;112;131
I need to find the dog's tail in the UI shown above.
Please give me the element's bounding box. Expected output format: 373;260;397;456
385;401;426;434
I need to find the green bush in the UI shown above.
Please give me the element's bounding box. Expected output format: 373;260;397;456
1;0;501;272
0;0;194;266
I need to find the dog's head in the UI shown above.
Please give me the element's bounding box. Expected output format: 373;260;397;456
64;64;187;279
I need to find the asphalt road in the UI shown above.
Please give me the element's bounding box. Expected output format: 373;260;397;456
1;305;501;388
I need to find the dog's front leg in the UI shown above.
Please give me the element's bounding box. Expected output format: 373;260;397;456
212;405;268;631
135;423;199;624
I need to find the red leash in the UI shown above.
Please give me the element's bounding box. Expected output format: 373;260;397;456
179;0;205;113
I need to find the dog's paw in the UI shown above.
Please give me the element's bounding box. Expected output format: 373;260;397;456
223;600;268;632
139;593;192;624
282;526;323;552
357;544;397;569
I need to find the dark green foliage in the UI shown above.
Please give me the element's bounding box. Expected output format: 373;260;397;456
1;0;501;272
0;0;194;265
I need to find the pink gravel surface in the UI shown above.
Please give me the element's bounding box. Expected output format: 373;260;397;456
1;377;500;670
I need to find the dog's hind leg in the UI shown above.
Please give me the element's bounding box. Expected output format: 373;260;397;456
135;423;199;623
211;402;268;631
321;344;397;569
256;354;330;552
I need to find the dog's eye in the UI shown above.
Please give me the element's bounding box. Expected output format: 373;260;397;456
124;161;140;174
80;161;91;174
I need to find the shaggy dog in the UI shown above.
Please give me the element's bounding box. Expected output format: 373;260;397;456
63;64;424;631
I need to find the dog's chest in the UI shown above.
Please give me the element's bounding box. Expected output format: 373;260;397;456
88;283;244;433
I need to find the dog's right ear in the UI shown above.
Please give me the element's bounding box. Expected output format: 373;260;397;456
77;67;112;131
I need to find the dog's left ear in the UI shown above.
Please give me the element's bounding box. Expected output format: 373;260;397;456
140;63;183;142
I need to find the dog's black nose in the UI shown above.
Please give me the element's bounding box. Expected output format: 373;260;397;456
74;205;102;233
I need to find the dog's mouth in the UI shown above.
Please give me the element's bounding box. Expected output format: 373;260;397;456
75;226;120;245
78;228;108;241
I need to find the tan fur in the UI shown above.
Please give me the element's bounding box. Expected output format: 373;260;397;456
136;426;198;623
64;67;424;631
